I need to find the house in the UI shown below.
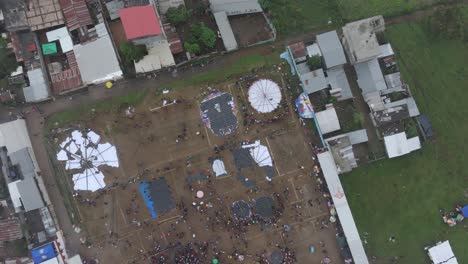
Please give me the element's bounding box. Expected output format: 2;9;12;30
383;132;421;158
289;41;307;63
58;0;93;32
316;30;347;69
342;16;385;65
0;218;23;243
74;23;123;84
297;65;329;95
24;68;50;103
325;129;369;173
25;0;65;31
214;11;238;52
354;58;387;95
157;0;185;14
120;5;165;46
315;105;341;135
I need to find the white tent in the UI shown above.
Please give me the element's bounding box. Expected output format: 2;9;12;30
212;159;227;177
248;79;282;113
242;140;273;167
72;169;106;192
427;241;458;264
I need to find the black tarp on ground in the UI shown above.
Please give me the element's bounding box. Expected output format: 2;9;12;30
236;172;257;187
200;93;238;136
232;148;256;170
150;177;176;216
186;173;209;184
231;200;252;221
254;196;275;218
417;114;433;139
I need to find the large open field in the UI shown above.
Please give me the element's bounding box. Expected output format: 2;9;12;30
341;22;468;262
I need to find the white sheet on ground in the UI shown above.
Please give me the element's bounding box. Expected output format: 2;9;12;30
213;159;227;177
242;140;273;167
72;169;106;192
57;150;68;161
87;131;101;144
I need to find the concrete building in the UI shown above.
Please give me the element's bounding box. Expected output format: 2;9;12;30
342;16;385;64
25;0;65;31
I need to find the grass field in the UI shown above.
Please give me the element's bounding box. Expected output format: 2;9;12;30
337;0;441;20
341;23;468;262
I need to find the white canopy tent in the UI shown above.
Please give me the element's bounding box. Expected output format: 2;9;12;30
248;79;282;113
72;169;106;192
427;241;458;264
212;159;227;177
242;140;273;167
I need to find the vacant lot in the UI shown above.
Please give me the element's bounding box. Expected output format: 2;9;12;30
341;22;468;262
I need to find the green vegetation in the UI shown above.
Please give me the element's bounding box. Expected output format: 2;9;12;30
119;42;147;63
260;0;333;35
307;55;322;71
341;21;468;263
166;5;191;25
184;42;201;54
186;23;217;54
337;0;441;21
0;38;18;79
426;6;468;41
4;239;28;257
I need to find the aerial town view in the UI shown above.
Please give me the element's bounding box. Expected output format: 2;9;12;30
0;0;466;263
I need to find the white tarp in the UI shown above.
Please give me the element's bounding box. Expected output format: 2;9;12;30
212;159;227;177
428;241;458;264
56;130;119;192
248;79;282;113
46;27;73;53
384;132;421;158
242;140;273;167
317;151;369;264
315;107;341;134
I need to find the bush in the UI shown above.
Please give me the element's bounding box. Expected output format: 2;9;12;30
0;38;18;79
184;42;201;54
166;5;190;25
119;42;147;63
187;23;217;52
426;7;467;41
307;55;322;70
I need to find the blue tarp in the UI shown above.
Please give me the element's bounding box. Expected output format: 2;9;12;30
139;181;157;219
462;206;468;217
31;243;57;264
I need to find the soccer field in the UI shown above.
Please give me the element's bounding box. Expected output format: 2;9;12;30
341;22;468;262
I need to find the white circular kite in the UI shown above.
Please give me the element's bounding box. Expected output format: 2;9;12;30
248;79;282;113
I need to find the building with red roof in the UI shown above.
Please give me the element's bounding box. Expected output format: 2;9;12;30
119;5;163;44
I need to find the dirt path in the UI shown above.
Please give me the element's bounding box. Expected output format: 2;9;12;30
0;2;465;257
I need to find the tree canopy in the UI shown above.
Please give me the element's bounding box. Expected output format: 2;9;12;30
119;42;147;63
166;5;191;25
0;38;18;79
307;55;322;71
185;23;216;54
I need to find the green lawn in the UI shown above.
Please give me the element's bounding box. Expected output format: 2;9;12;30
341;23;468;262
337;0;440;21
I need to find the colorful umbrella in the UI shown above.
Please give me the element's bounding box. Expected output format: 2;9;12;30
456;214;464;222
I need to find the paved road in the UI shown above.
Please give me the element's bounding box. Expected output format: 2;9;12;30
1;3;462;256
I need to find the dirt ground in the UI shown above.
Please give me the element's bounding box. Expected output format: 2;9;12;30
109;20;127;48
52;66;342;263
229;13;274;47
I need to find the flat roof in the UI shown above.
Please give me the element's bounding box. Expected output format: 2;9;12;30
428;241;458;264
24;69;50;102
74;28;123;84
214;11;238;52
354;58;387;94
0;119;34;154
25;0;64;31
134;41;176;73
317;151;369;264
326;66;353;100
210;0;262;16
342;16;384;63
299;67;329;95
120;5;162;40
316;30;347;68
384;132;421;158
315;107;341;134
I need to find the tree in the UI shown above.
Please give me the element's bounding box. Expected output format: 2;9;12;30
119;42;147;62
188;23;216;52
307;55;322;70
184;42;201;54
0;38;18;79
166;5;190;25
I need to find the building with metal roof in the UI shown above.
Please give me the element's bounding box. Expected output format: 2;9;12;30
105;0;125;20
0;218;23;243
9;177;45;212
157;0;185;14
134;41;176;73
214;11;238;52
120;5;163;41
342;16;385;64
24;69;50;103
315;106;341;134
58;0;93;32
209;0;262;16
354;58;387;95
316;30;347;69
384;132;421;158
74;24;123;84
327;66;353;101
25;0;65;31
298;65;329;95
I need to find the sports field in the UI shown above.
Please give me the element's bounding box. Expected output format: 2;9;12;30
341;22;468;262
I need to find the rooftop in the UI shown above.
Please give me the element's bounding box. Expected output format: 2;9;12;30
58;0;93;31
384;132;421;158
9;177;45;212
327;66;353;101
325;129;368;173
24;69;50;103
120;5;162;40
134;41;176;73
354;58;387;95
289;41;306;61
25;0;64;31
315;106;341;134
298;66;329;95
0;218;23;242
209;0;262;16
316;30;347;68
214;11;238;52
342;16;385;64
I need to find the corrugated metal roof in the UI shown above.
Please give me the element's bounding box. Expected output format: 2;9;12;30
0;218;23;242
0;119;34;155
354;58;387;95
326;66;352;100
9;148;36;179
316;30;347;69
210;0;262;16
214;11;238;52
105;0;125;20
74;31;122;84
58;0;93;31
16;177;45;212
24;69;50;102
299;67;328;95
120;6;162;40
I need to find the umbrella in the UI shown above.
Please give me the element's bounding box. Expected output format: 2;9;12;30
462;205;468;217
447;218;457;227
106;81;113;89
456;214;464;222
196;190;204;198
212;258;219;264
248;79;282;113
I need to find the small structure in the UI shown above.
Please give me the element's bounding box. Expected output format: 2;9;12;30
298;66;328;95
289;41;307;62
8;178;45;213
0;218;23;243
210;0;262;15
306;43;321;58
105;0;125;20
325;129;369;173
316;30;347;69
74;24;123;84
157;0;185;14
342;15;385;64
317;152;369;264
354;58;387;95
58;0;93;32
248;79;282;113
315;106;341;135
46;27;74;53
212;159;227;177
213;11;238;52
383;132;421;158
377;43;394;59
200;92;238;137
327;67;353;101
134;42;175;73
31;242;58;264
426;240;458;264
416;114;434;140
24;68;50;103
120;5;163;45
